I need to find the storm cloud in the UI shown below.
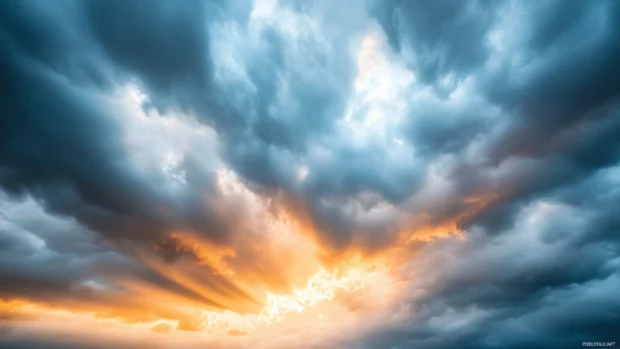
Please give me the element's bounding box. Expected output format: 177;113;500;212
1;0;619;348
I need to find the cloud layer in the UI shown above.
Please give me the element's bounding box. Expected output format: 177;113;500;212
1;0;619;348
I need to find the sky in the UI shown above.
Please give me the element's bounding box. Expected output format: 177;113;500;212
0;0;619;348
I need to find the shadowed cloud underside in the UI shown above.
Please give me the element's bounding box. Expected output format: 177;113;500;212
1;0;619;348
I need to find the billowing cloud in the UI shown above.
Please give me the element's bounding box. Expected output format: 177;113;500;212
1;0;619;348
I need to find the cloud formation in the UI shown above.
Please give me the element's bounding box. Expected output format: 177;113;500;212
1;0;619;348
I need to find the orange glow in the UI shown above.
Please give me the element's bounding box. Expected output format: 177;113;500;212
0;165;483;345
0;165;493;348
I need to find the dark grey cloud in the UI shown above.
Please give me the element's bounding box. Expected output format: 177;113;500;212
367;0;620;238
372;0;504;91
79;0;380;251
0;0;263;313
0;191;125;304
483;0;620;162
1;0;618;256
0;336;161;349
330;0;620;347
0;0;251;247
1;0;620;347
81;0;251;129
349;167;620;348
